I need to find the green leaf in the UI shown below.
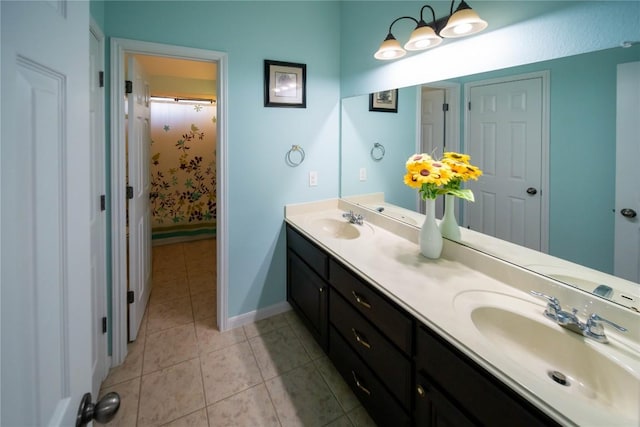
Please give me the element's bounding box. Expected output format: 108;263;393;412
447;188;475;202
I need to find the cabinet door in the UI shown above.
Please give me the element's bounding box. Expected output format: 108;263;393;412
416;326;558;427
287;249;328;350
415;372;477;427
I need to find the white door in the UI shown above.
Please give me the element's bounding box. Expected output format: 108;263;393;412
420;87;446;217
90;24;109;395
1;1;94;426
614;61;640;283
127;56;153;341
465;77;543;251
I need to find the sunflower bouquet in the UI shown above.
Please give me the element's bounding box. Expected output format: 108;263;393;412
403;152;482;201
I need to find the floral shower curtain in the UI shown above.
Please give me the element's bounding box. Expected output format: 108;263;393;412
150;100;216;240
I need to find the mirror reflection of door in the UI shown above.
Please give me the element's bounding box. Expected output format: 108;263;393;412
464;73;548;252
614;61;640;283
418;84;460;218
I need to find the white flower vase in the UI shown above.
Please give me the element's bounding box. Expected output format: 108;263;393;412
440;194;461;242
419;198;443;259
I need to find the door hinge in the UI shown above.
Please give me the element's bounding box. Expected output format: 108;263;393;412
442;102;449;112
99;71;104;88
126;186;134;199
102;317;107;334
127;290;134;304
125;80;133;94
100;195;106;211
468;101;472;111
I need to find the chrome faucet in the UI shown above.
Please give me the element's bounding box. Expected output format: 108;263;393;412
530;291;627;343
342;210;364;225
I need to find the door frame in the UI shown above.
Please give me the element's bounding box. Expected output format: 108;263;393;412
110;38;229;364
463;70;550;253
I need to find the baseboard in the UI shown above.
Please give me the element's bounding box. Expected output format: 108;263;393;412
226;301;292;330
151;234;215;246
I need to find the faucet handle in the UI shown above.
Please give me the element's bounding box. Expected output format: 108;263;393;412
530;291;561;320
585;314;627;343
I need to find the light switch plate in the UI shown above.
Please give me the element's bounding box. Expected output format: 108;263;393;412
309;171;318;186
359;168;367;181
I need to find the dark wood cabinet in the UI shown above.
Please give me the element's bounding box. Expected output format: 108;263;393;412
286;227;329;351
286;223;559;427
415;326;558;427
415;371;476;427
329;325;412;427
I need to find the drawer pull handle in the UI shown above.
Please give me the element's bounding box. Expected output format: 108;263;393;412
351;328;371;349
351;371;371;396
416;385;426;398
351;291;372;309
319;287;325;293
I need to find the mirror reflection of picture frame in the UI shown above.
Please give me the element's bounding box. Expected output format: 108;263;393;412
369;89;398;113
264;60;306;108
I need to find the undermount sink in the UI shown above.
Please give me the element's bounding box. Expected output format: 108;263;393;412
308;218;371;240
454;291;640;423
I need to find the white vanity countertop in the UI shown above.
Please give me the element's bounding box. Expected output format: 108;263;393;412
285;198;640;427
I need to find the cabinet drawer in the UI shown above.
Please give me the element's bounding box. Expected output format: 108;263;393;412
329;259;413;354
330;290;411;409
329;326;411;427
416;326;558;427
286;225;328;279
287;249;328;350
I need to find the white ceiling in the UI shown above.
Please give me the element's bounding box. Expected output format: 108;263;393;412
135;54;216;80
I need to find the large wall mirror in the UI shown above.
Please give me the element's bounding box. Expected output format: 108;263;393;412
341;44;640;312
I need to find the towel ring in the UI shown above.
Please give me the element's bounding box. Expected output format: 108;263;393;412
286;144;305;167
371;142;385;161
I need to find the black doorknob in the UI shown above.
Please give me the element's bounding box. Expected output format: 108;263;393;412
526;187;538;195
621;208;637;218
76;392;120;427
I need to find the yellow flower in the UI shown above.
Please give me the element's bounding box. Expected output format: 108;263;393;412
403;172;422;189
404;151;482;201
406;153;432;168
464;164;483;180
443;152;471;163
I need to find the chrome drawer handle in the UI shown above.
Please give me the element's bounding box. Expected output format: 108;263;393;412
416;385;426;398
351;371;371;395
351;328;371;349
351;291;372;309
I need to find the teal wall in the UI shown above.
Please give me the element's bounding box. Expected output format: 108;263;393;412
102;1;341;318
341;86;417;209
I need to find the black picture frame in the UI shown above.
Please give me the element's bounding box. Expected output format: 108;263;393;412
369;89;398;113
264;60;307;108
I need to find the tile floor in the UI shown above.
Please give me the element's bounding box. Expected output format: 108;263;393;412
99;239;377;427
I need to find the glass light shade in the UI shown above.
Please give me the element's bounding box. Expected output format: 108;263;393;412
374;36;406;60
405;25;443;51
440;8;488;38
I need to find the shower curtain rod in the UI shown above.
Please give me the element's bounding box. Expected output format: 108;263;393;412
150;95;216;104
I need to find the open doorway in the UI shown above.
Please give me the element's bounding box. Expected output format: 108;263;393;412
110;38;228;366
124;54;218;343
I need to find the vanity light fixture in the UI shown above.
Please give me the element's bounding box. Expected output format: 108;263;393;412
374;16;418;60
440;0;488;38
374;0;487;60
405;5;442;51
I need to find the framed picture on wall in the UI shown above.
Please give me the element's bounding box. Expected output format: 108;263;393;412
264;60;307;108
369;89;398;113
